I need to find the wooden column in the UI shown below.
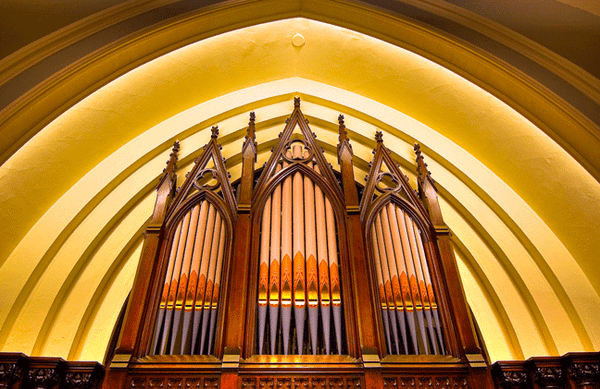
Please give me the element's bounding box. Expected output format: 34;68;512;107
337;116;383;389
414;144;491;387
102;141;180;389
220;114;256;389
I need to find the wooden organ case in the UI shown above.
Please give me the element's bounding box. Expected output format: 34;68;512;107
102;98;493;389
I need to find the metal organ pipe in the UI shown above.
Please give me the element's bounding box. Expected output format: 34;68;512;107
374;215;402;354
256;148;344;355
258;195;271;354
388;204;428;354
371;228;393;354
280;153;293;354
408;215;445;354
292;144;306;354
370;203;445;355
304;155;319;355
313;164;331;355
152;200;226;356
269;164;283;354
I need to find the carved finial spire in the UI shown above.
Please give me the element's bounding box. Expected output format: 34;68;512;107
211;125;219;139
294;96;301;108
164;140;180;174
375;130;383;143
247;112;256;140
414;143;436;192
338;114;348;142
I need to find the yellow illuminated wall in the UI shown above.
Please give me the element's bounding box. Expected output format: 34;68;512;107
0;3;599;364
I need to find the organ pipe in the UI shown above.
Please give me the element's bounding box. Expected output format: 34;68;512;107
163;212;191;355
199;213;222;354
304;155;319;355
280;153;293;354
374;215;401;354
173;204;201;355
207;219;226;353
325;191;343;355
370;203;445;355
388;204;428;354
292;144;306;354
152;200;226;356
410;216;445;354
153;220;183;354
371;228;392;354
269;164;283;354
313;164;332;355
191;204;217;353
182;201;210;354
399;208;437;355
255;149;344;355
258;196;271;354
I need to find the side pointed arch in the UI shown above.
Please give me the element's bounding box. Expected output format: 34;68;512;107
361;132;447;356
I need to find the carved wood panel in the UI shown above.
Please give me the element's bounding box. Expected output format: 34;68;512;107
383;375;469;389
240;376;362;389
128;376;220;389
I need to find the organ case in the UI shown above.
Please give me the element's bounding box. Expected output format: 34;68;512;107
102;98;493;389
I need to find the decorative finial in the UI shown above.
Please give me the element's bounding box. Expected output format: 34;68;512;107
247;112;256;140
338;114;349;142
171;140;180;154
414;143;421;156
414;142;434;185
165;140;180;172
294;96;301;107
211;125;219;139
375;131;383;143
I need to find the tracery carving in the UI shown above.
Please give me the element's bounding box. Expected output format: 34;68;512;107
0;363;22;388
567;363;599;387
532;367;563;389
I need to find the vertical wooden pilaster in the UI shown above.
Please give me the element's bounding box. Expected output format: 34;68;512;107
338;116;383;386
414;144;491;387
102;141;180;389
220;113;256;389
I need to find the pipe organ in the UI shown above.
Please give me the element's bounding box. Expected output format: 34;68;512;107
101;99;493;389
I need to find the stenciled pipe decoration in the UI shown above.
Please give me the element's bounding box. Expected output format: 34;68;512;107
370;203;445;355
256;142;344;355
151;200;226;355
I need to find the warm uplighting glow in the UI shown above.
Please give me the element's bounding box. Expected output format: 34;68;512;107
0;18;598;364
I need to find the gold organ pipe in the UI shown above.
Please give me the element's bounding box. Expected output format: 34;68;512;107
258;195;272;354
375;214;402;354
207;217;226;353
269;163;282;354
325;192;342;354
409;216;445;354
371;228;393;354
292;143;306;354
153;219;183;354
191;204;217;353
388;204;428;354
166;212;192;354
313;163;332;355
280;153;293;354
174;204;201;354
304;155;318;354
199;213;222;354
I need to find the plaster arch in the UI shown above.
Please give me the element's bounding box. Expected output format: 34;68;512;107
0;8;598;364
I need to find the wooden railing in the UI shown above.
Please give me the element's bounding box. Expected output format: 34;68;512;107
0;352;103;389
493;352;599;389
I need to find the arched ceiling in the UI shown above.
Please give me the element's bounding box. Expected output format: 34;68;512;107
0;1;599;365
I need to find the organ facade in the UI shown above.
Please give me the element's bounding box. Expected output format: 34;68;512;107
100;98;493;388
